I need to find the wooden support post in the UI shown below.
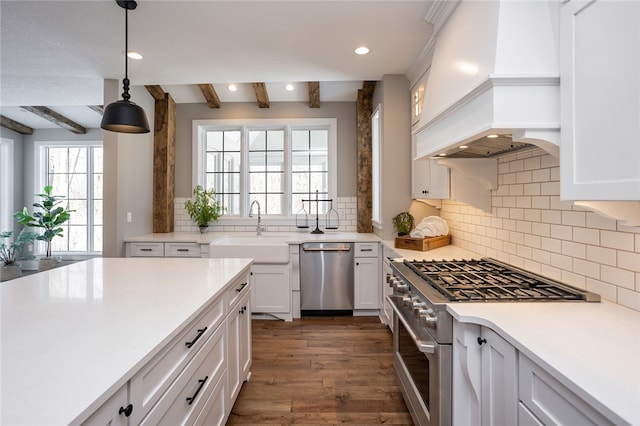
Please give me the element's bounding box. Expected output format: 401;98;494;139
150;89;176;233
356;81;376;233
308;81;320;108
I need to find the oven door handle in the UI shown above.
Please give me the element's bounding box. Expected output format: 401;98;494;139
387;296;436;354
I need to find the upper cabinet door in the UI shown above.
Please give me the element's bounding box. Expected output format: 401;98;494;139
560;0;640;200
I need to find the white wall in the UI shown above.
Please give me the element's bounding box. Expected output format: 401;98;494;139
441;148;640;312
372;75;414;240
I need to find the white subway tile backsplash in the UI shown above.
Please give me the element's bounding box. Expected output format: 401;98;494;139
440;149;639;311
601;265;635;290
601;230;634;251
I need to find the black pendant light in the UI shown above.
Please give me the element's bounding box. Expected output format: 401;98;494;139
101;0;150;134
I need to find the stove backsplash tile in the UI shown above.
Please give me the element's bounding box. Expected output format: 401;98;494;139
440;148;640;312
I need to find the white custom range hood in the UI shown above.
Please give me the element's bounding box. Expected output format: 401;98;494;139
415;0;561;160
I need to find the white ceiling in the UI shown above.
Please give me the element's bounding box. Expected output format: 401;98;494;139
0;0;434;130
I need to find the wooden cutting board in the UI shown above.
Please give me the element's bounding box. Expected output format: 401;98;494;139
394;234;451;251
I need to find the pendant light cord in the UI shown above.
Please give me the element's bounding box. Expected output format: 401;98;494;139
122;2;130;102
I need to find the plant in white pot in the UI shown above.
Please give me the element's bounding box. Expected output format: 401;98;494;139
184;185;224;233
0;230;37;281
14;185;73;271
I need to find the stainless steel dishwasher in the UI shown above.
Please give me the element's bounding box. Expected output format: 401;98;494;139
300;242;354;315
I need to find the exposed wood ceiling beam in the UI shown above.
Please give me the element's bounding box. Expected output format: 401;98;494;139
88;105;104;115
0;115;34;135
198;84;221;108
308;81;320;108
145;85;166;101
20;106;86;134
252;82;270;108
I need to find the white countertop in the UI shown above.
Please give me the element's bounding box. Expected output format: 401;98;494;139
125;231;382;245
0;257;252;426
449;302;640;425
381;241;639;424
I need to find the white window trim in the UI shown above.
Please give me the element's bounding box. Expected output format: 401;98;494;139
0;137;13;232
192;118;337;226
371;104;383;229
34;140;103;257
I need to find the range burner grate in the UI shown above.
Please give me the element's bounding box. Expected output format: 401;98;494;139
403;258;592;302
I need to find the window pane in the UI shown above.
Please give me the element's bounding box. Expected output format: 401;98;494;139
51;231;68;252
224;131;241;151
249;152;266;172
93;174;103;199
310;130;328;150
49;174;69;198
93;200;103;226
249;131;266;151
267;130;284;150
266;172;283;192
310;152;328;171
68;226;87;251
267;152;284;171
68;148;87;173
224;152;240;172
48;148;68;173
292;172;309;193
93;225;102;252
68;174;87;199
207;131;223;151
93;148;103;173
68;200;87;225
292;130;309;151
266;194;284;215
249;173;265;193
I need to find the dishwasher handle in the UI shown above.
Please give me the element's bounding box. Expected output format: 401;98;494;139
302;246;352;252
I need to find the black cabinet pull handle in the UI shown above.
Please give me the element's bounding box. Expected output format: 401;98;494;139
140;248;152;252
477;337;487;346
177;248;189;252
360;248;373;252
185;327;208;348
119;404;133;417
239;305;248;314
235;282;248;293
186;376;209;405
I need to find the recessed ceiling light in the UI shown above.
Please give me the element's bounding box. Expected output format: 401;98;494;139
487;134;499;138
227;84;237;92
355;46;370;55
285;83;294;91
127;51;143;60
438;153;447;157
459;145;468;149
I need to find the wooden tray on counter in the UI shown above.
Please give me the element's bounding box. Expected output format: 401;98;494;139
394;234;451;252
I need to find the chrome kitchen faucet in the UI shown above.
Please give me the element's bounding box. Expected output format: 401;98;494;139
249;200;265;235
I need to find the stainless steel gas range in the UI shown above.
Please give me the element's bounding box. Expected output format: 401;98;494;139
386;257;600;426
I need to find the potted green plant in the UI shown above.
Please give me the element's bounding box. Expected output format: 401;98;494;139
184;185;223;233
14;185;73;271
0;230;37;281
392;211;415;236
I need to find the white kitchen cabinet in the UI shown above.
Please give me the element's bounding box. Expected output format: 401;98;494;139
519;354;615;426
126;242;209;258
81;384;129;426
86;271;251;426
250;264;291;321
560;0;640;201
411;157;450;200
452;322;517;426
354;243;380;311
480;327;518;426
227;286;252;406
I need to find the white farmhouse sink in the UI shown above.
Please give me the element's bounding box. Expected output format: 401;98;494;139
210;235;290;264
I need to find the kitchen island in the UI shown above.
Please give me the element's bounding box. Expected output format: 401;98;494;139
1;257;252;425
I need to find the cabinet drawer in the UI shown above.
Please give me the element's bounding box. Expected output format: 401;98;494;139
226;273;251;309
129;242;165;257
165;243;201;258
81;383;128;426
355;242;379;257
519;354;614;426
129;297;225;424
139;323;227;425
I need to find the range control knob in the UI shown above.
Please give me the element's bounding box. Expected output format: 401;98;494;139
402;296;417;307
419;309;438;329
394;281;409;293
412;301;425;316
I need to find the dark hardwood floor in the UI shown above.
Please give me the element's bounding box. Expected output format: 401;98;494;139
227;316;414;425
